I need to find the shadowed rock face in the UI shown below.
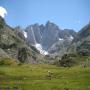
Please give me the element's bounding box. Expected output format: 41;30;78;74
41;21;60;50
0;48;9;59
25;21;76;54
68;23;90;53
26;24;42;45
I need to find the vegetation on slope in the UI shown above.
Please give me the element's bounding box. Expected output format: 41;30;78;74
0;64;90;90
58;50;90;67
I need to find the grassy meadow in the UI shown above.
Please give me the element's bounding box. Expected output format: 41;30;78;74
0;64;90;90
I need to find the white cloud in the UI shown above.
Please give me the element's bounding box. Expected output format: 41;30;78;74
0;6;7;18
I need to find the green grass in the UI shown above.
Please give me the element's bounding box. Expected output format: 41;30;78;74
0;64;90;90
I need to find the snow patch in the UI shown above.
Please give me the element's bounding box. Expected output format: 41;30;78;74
34;43;48;55
69;35;74;40
59;38;64;41
23;31;27;38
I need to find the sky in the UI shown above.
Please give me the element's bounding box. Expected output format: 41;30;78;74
0;0;90;31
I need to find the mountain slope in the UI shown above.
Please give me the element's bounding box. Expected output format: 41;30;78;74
68;23;90;53
0;16;49;64
25;21;76;55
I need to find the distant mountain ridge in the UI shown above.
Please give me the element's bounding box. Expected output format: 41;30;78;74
0;16;90;65
25;21;76;55
68;22;90;53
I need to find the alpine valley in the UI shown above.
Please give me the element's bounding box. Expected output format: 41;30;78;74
0;16;90;90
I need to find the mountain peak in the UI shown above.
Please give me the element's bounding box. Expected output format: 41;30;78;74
46;20;55;26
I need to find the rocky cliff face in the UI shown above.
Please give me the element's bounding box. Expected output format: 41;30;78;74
1;15;90;64
25;21;76;55
0;16;48;64
68;23;90;53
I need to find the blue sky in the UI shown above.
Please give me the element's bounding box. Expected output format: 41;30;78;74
0;0;90;31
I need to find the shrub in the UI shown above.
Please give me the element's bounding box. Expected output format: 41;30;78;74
78;49;89;56
60;54;76;67
0;58;17;65
18;47;28;63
